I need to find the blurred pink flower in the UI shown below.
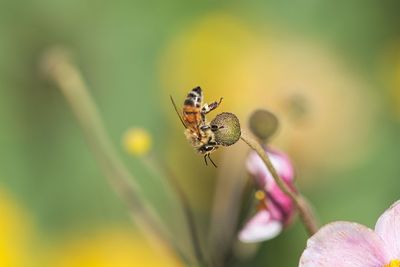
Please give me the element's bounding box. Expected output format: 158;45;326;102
299;200;400;267
238;148;296;243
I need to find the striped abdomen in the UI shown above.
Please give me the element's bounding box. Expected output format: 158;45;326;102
183;86;203;127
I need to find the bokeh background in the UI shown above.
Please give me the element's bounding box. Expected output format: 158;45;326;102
1;0;400;266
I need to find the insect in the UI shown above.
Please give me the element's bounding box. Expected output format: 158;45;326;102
170;86;223;167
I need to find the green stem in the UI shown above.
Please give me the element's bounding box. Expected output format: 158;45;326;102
240;131;318;236
143;154;207;266
41;48;189;263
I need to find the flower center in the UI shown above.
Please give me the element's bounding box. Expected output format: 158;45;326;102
255;190;268;211
255;190;266;201
384;260;400;267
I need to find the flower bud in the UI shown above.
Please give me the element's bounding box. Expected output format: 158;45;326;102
210;112;241;146
249;109;279;142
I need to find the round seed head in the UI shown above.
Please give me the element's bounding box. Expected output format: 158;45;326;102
249;109;279;141
211;112;241;146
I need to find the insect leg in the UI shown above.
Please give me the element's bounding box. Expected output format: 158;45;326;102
208;154;218;168
201;97;223;116
204;154;208;166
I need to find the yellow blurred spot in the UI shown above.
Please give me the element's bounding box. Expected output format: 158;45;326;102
160;13;263;113
48;228;181;267
0;188;34;267
385;259;400;267
254;190;266;201
161;12;377;179
123;128;152;156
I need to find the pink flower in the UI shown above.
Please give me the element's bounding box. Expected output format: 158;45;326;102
238;148;296;243
299;200;400;267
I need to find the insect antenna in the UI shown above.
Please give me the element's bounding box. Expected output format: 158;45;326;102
170;95;187;128
203;154;208;166
207;154;217;168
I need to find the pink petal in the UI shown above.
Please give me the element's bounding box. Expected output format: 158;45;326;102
265;185;296;224
246;148;294;190
246;150;270;187
299;222;390;267
238;210;282;243
268;149;295;183
375;200;400;259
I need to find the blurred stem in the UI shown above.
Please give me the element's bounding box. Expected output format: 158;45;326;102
143;153;207;266
208;143;249;267
41;48;189;263
240;131;318;236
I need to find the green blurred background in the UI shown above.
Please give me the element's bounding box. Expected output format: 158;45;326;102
1;0;400;266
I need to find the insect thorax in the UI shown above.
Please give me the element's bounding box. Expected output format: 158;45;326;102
184;127;217;153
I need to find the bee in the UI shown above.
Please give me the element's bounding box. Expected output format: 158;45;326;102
170;86;223;167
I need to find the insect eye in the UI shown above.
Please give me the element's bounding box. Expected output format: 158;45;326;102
200;145;214;152
205;146;214;151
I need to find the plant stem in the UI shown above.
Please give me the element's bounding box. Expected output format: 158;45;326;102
41;47;189;263
240;131;318;236
143;154;207;266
